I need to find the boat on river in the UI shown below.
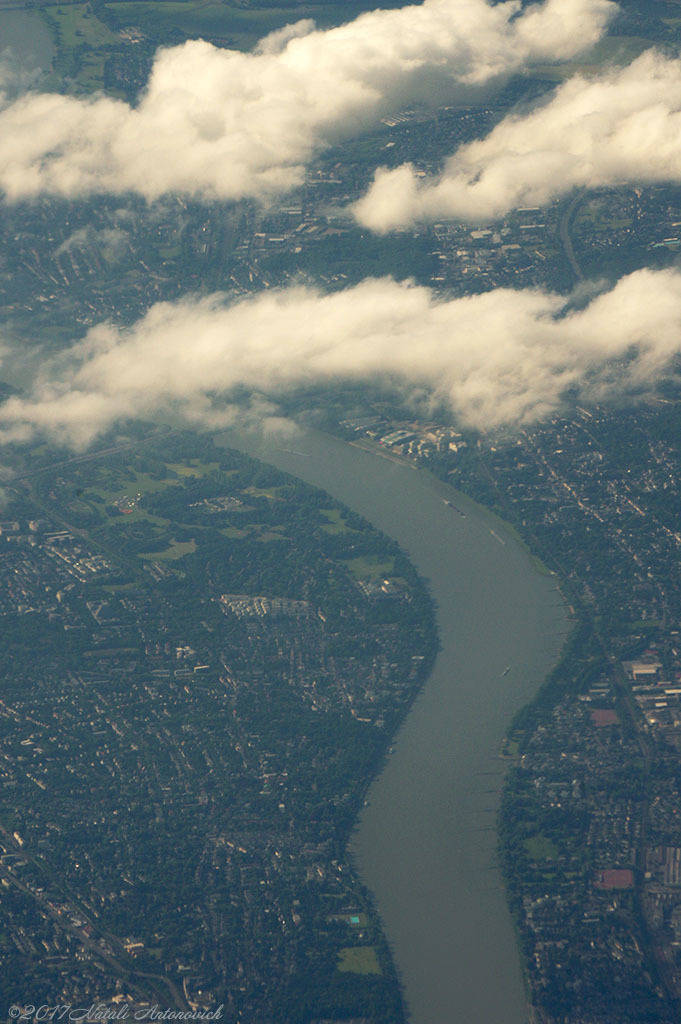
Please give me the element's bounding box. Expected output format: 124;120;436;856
443;498;466;518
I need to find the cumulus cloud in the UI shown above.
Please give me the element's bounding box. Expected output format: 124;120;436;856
0;0;614;202
354;48;681;229
2;268;681;446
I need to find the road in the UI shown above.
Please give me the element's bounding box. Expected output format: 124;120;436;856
559;190;586;283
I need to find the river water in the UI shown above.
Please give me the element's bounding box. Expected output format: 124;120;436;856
220;425;569;1024
0;9;54;75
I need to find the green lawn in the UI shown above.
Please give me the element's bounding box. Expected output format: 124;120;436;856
337;947;381;975
243;485;282;500
320;508;353;534
44;3;121;48
166;460;222;477
139;538;197;560
342;554;395;581
84;461;216;508
80;461;219;527
221;525;248;539
524;834;559;861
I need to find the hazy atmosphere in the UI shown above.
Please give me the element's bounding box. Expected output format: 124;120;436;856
3;0;681;1021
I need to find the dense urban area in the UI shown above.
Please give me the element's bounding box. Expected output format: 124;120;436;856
0;429;435;1019
3;0;681;1020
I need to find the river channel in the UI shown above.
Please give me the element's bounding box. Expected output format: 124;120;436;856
0;8;54;74
219;425;570;1024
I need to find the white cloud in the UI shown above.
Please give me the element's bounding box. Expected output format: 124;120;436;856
2;267;681;446
0;0;614;202
354;48;681;229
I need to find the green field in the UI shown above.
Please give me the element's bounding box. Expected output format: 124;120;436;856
219;523;286;542
575;195;635;233
139;538;197;560
40;3;122;93
342;554;395;581
44;3;121;48
320;508;353;534
76;459;219;527
501;738;520;758
243;485;282;500
524;834;559;861
167;461;222;477
337;946;381;975
221;525;248;539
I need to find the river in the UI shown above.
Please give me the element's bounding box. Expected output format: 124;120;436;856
0;8;54;75
218;425;569;1024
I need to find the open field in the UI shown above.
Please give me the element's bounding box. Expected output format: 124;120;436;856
320;508;353;534
221;525;248;539
342;554;394;581
77;459;219;526
337;947;381;975
524;835;559;861
167;461;222;477
243;485;283;500
139;538;197;560
40;3;122;92
44;3;121;47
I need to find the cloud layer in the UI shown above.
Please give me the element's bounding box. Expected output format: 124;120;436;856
354;49;681;229
0;0;614;202
3;267;681;446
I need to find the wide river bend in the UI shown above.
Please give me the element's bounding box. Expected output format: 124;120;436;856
220;426;570;1024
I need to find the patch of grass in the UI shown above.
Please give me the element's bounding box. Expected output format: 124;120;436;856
138;538;196;561
342;554;395;581
524;834;559;861
73;52;110;91
221;526;248;539
243;485;282;499
83;467;182;524
67;498;102;517
44;4;121;48
108;507;170;527
166;461;222;478
575;197;634;233
337;947;381;975
320;508;353;534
